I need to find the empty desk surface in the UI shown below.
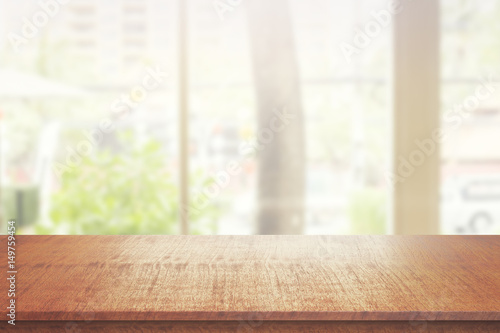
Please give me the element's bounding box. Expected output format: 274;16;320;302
1;235;499;332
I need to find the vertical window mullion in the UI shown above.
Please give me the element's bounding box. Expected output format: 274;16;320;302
392;0;440;234
178;0;189;235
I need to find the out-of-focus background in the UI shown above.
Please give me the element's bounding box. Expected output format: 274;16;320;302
0;0;499;235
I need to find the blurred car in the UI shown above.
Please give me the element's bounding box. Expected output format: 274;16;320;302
441;174;500;234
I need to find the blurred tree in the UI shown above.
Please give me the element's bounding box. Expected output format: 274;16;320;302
247;0;305;234
37;135;219;235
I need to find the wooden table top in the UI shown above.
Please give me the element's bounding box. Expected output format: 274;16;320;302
2;235;499;322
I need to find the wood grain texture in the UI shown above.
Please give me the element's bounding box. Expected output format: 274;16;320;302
2;321;500;332
1;236;499;322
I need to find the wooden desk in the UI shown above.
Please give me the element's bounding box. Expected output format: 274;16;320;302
1;235;499;332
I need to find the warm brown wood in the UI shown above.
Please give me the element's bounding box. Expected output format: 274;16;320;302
3;321;499;332
1;236;499;325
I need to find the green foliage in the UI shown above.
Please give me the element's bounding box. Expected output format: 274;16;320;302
349;189;387;234
36;137;219;235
